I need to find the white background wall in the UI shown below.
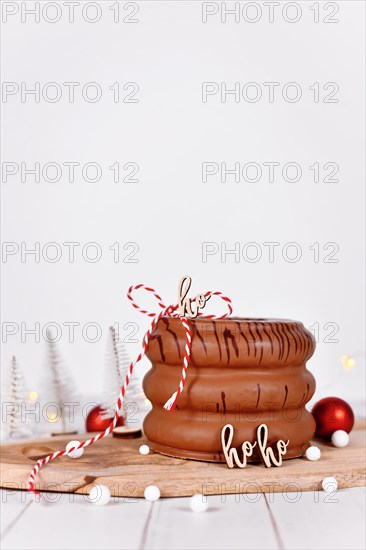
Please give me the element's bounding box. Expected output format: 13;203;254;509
1;1;365;406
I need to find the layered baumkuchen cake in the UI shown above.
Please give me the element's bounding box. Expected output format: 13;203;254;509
143;317;316;462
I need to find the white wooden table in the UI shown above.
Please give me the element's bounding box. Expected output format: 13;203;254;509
1;487;365;550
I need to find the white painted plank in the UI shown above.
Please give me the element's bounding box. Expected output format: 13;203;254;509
268;487;366;550
145;494;278;550
3;488;365;550
0;489;32;536
1;491;151;550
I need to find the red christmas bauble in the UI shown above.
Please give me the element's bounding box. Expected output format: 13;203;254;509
312;397;354;440
86;405;124;432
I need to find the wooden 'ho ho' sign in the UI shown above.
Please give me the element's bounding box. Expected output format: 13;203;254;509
178;276;209;319
221;424;289;468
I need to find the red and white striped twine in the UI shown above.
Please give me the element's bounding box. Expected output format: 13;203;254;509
27;283;232;493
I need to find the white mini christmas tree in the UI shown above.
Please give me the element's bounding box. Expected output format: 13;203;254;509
42;331;80;434
101;326;124;417
102;326;146;426
2;356;32;439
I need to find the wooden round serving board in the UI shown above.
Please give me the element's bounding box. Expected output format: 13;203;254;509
1;430;365;497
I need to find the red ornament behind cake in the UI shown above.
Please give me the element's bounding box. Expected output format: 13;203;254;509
86;405;124;432
143;317;316;462
312;397;354;440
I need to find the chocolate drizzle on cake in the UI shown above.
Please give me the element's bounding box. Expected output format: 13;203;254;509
303;332;311;362
253;322;264;364
150;334;165;362
297;327;304;355
297;326;305;358
221;391;226;414
247;324;257;357
213;322;222;361
162;318;181;358
281;323;291;363
298;392;306;407
236;321;250;355
270;323;283;359
223;328;239;364
195;325;208;355
256;383;261;408
287;323;298;356
262;324;274;354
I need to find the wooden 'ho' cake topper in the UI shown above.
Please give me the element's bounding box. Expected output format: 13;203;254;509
178;276;210;318
221;423;289;469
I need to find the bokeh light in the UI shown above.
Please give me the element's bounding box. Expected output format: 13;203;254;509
28;390;38;401
47;412;58;423
341;355;356;370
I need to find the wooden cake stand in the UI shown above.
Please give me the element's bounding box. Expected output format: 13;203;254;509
1;428;365;497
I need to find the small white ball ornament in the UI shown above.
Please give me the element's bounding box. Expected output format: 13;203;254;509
305;446;321;461
189;494;209;513
331;430;349;448
144;485;160;502
322;476;338;493
89;485;111;505
139;444;150;455
66;440;84;459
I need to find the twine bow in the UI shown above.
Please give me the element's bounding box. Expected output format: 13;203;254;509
27;282;232;493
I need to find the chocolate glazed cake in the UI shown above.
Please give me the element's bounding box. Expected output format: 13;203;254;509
143;318;316;462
